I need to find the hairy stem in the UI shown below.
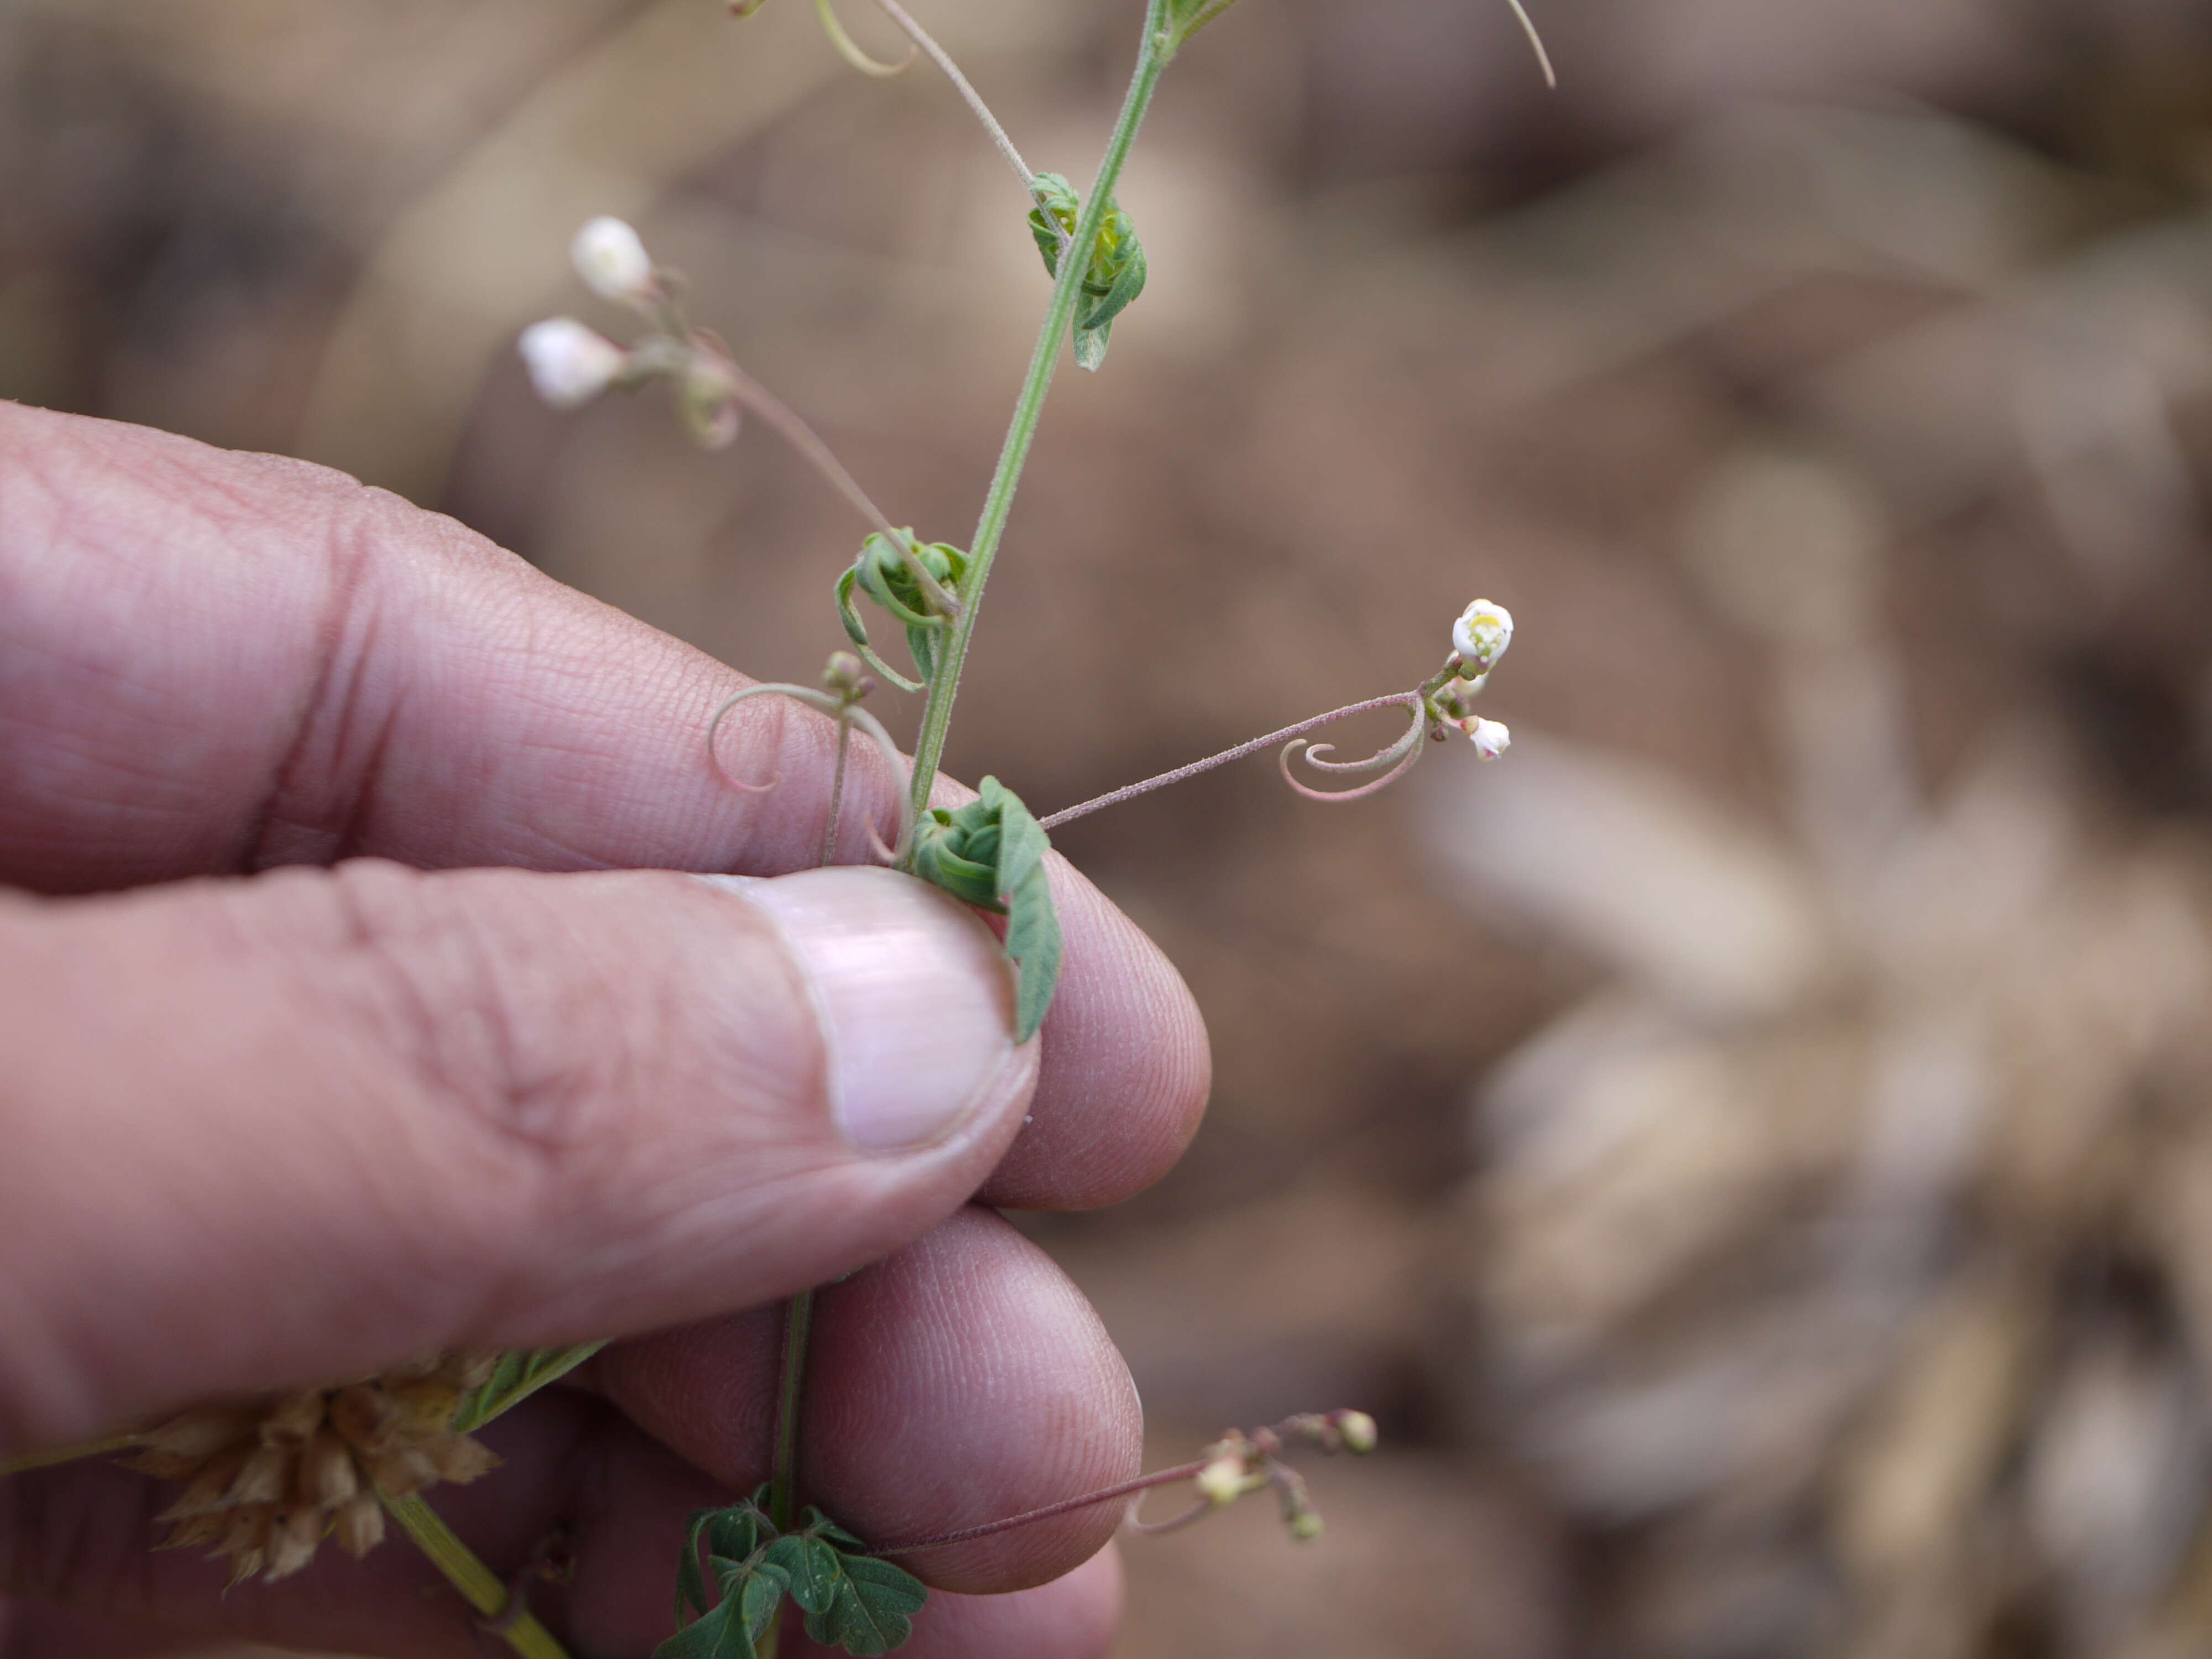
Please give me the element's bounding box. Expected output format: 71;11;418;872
383;1493;574;1659
719;360;960;620
870;0;1044;203
823;711;855;864
1039;693;1422;828
871;1460;1209;1557
902;0;1173;838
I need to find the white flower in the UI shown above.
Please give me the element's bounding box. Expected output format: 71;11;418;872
518;318;626;409
1462;716;1511;760
1452;599;1514;672
1196;1456;1248;1507
570;216;655;302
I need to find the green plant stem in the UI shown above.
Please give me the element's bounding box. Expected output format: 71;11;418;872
901;0;1175;838
383;1492;574;1659
0;1432;142;1476
769;1290;815;1537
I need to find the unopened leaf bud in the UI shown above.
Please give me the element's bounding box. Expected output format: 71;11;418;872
1461;717;1510;761
571;216;655;303
1197;1455;1248;1507
1452;599;1514;674
519;319;626;409
1334;1410;1378;1454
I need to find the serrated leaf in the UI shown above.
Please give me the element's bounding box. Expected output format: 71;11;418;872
800;1551;930;1657
451;1343;603;1433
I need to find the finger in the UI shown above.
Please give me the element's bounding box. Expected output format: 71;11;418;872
0;403;1207;1213
8;1299;1126;1658
597;1207;1142;1595
0;862;1040;1454
782;1547;1123;1659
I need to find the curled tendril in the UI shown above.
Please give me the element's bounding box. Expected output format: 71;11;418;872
707;684;915;864
1276;705;1426;802
813;0;915;76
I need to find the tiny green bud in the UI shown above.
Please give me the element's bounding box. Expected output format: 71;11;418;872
1335;1411;1378;1455
1288;1509;1324;1542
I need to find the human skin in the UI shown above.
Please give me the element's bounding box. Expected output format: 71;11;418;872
0;401;1211;1657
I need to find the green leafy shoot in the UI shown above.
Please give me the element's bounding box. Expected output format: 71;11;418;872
656;1488;927;1659
910;776;1063;1042
836;531;969;692
450;1343;605;1434
1027;172;1147;372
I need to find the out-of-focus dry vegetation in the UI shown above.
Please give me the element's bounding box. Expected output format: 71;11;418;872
12;1;2212;1655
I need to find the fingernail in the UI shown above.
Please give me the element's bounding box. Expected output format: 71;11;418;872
706;868;1019;1154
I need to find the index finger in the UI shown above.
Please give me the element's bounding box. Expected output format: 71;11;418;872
0;403;1205;1209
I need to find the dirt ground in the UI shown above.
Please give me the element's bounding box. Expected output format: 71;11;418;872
11;2;2212;1655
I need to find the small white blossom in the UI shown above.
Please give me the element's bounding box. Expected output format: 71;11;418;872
1462;716;1511;760
519;318;626;409
1452;599;1514;672
1196;1456;1248;1507
570;216;655;302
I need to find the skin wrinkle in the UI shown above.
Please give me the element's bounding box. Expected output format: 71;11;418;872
245;506;388;871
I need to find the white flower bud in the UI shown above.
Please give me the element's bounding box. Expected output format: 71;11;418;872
519;319;627;409
1335;1410;1378;1454
570;216;655;302
1452;599;1514;672
1196;1456;1248;1507
1462;717;1510;761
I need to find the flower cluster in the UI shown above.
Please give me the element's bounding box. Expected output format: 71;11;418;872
1431;598;1514;759
123;1353;502;1585
518;218;743;449
1190;1411;1378;1543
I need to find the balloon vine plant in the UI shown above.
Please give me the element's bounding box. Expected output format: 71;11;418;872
1;3;1546;1655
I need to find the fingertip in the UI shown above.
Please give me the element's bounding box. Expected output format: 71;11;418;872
979;863;1211;1211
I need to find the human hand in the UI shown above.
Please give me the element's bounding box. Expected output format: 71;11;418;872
0;403;1209;1657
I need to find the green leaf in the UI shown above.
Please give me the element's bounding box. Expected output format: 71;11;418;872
1026;172;1147;372
450;1343;604;1433
649;1605;740;1659
740;1561;791;1645
837;533;967;691
800;1552;930;1657
909;778;1064;1041
765;1533;843;1614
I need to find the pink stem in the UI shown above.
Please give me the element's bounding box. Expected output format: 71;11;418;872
1039;693;1423;830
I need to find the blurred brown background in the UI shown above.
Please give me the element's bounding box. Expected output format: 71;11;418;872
12;0;2212;1655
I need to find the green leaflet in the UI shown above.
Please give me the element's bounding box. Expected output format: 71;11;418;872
1027;171;1148;372
449;1343;604;1434
836;531;968;692
910;776;1063;1043
655;1489;928;1659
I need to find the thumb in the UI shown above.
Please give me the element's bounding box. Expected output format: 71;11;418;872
0;860;1035;1454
